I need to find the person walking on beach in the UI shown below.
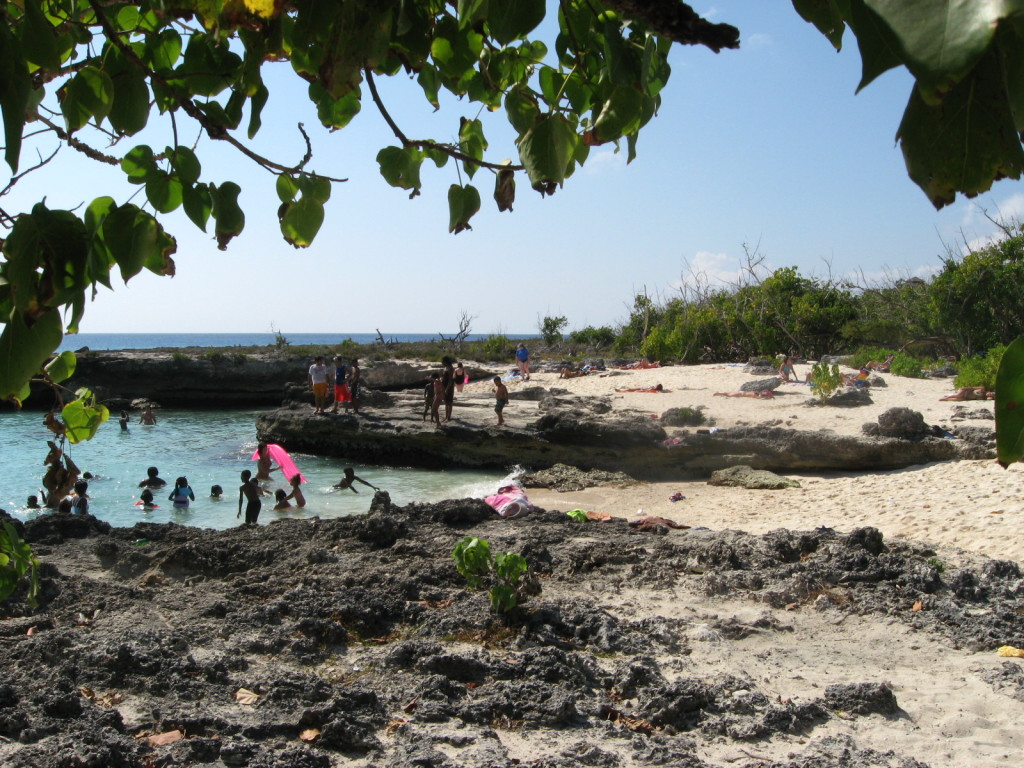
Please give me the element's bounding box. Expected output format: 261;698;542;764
238;470;262;525
331;355;350;413
333;467;379;493
493;376;509;426
168;476;195;508
308;355;330;414
347;358;362;414
515;343;530;380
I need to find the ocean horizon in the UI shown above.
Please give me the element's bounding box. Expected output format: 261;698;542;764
57;332;536;352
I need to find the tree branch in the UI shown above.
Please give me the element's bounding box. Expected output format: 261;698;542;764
365;69;525;173
606;0;740;52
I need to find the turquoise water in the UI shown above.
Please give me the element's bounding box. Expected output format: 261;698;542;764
57;332;533;351
3;409;510;530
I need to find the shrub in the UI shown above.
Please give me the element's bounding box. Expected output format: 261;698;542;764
954;345;1006;389
809;362;843;402
539;316;568;346
171;351;190;363
568;325;616;348
203;350;227;364
452;536;533;614
889;354;923;378
660;406;705;426
480;334;511;362
230;352;248;364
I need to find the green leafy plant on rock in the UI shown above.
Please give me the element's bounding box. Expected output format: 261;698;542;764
0;521;40;608
809;362;843;403
452;537;533;614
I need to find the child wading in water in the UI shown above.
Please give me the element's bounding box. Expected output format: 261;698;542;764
492;376;509;426
285;473;306;507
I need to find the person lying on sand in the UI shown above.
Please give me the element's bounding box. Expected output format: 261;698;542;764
559;367;588;379
940;386;995;401
615;384;667;393
866;353;896;372
714;390;775;399
615;360;661;370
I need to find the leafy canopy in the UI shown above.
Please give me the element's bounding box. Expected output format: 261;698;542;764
4;0;1024;406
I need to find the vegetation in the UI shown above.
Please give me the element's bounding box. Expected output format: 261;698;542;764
452;536;533;614
808;362;843;403
539;315;568;347
955;347;1005;390
0;522;39;607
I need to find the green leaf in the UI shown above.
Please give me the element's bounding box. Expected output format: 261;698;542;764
593;86;644;142
0;308;62;402
458;0;489;28
308;82;362;130
20;0;62;70
845;0;904;91
145;28;182;72
106;45;150;135
211;181;245;250
516;114;577;193
792;0;847;50
146;172;184;214
505;86;540;135
459;118;487;179
121;145;159;184
44;350;77;384
62;394;110;444
897;48;1024;209
297;175;332;204
280;196;325;247
276;175;299;203
377;146;424;193
182;183;213;231
448;184;481;234
488;0;546;46
865;0;1007;104
248;83;269;139
178;33;242;97
100;205;176;282
488;583;517;613
566;508;588;522
417;65;442;109
169;146;201;185
996;335;1024;467
0;19;30;172
61;66;115;132
998;22;1024;133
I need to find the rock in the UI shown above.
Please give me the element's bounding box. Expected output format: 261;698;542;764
824;387;872;406
740;377;781;393
822;682;899;716
950;406;994;421
519;464;634;492
867;375;886;387
872;407;930;439
926;365;958;378
659;406;706;427
744;361;778;376
708;465;800;489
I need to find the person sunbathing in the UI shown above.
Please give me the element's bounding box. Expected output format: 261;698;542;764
559;367;588;379
865;354;896;372
714;390;775;399
615;383;667;393
940;386;995;401
842;368;871;387
615;360;661;370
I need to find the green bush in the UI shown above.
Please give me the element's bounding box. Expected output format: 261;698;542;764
203;350;227;364
480;334;512;362
954;345;1006;388
171;351;190;363
568;325;616;348
889;354;923;378
809;362;843;402
660;406;705;426
539;316;568;346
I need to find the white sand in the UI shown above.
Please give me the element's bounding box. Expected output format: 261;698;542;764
458;361;1024;767
463;361;1022;563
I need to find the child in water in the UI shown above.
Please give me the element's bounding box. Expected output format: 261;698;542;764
273;489;291;511
168;476;195;508
137;489;158;510
210;485;223;499
333;467;379;493
285;474;306;508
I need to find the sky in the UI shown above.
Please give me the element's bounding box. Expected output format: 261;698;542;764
5;2;1024;337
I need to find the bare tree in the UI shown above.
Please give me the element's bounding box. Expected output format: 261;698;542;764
439;311;476;354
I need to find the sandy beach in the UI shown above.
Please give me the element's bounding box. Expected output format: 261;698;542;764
460;361;1023;563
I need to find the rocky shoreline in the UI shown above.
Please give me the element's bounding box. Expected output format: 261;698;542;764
2;495;1023;767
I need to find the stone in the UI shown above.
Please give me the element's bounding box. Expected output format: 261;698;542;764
708;465;800;489
873;407;930;439
825;387;872;406
740;377;781;393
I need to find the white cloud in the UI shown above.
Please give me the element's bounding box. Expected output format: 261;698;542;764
668;250;759;295
743;32;772;50
581;147;627;175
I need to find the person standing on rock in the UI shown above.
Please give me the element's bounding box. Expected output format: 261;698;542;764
331;355;350;413
441;356;456;422
308;355;330;414
238;470;262;525
515;343;530;381
493;376;509;426
348;358;363;414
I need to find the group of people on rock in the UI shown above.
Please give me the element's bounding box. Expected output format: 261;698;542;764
308;355;362;415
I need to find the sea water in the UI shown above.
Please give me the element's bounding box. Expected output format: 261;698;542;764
3;409;510;530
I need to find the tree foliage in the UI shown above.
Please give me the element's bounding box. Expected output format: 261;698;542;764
4;1;1024;404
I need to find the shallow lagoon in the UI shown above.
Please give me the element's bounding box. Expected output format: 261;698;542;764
3;409;508;530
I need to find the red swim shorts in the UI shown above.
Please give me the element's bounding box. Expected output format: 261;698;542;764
335;383;352;402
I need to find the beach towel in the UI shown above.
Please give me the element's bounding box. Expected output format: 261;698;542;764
485;484;533;518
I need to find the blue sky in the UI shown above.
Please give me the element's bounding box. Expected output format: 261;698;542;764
6;2;1023;337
